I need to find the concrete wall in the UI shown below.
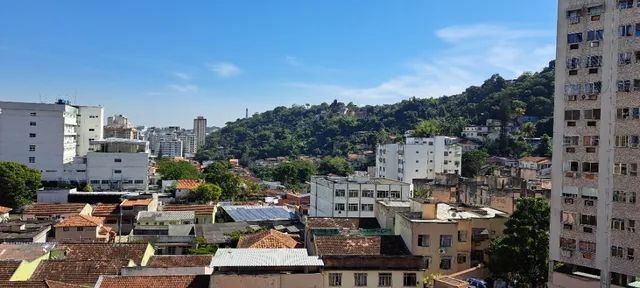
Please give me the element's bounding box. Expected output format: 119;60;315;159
322;270;422;288
211;273;323;288
76;106;104;157
87;151;149;191
55;226;102;242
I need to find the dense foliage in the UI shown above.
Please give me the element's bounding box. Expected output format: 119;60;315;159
188;236;218;255
487;198;550;287
197;66;554;162
0;162;41;209
203;161;242;200
461;150;490;178
189;183;222;203
156;159;202;180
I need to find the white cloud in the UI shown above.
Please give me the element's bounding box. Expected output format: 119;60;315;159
284;23;554;103
285;55;303;67
208;62;241;78
174;72;191;80
168;84;199;93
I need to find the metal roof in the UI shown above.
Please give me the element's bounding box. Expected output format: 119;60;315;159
210;248;323;267
137;211;195;223
221;205;297;222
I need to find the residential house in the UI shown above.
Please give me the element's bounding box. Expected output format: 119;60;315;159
0;221;52;243
395;198;507;276
518;156;551;181
0;206;11;222
95;275;210;288
312;235;425;288
54;214;113;243
132;211;196;255
23;203;92;221
121;255;213;276
162;204;216;224
92;203;120;233
194;222;251;246
174;179;203;199
210;248;324;288
29;243;154;286
237;229;299;248
0;243;55;281
119;197;158;234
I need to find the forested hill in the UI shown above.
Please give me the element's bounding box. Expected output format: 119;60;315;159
197;65;555;163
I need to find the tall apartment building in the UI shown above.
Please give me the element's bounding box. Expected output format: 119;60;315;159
158;139;183;158
178;132;197;157
193;116;207;149
103;114;138;139
376;136;462;186
550;1;640;287
309;175;411;218
0;100;102;181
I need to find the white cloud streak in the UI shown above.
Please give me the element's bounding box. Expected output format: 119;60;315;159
174;72;191;80
208;62;241;78
168;84;199;93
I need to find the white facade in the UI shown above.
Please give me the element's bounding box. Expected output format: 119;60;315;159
178;133;197;157
376;136;462;186
76;106;104;156
86;139;150;191
309;175;411;218
193;116;207;149
159;140;183;158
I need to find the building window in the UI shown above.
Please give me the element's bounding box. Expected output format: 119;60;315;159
612;246;624;258
581;214;597;226
403;273;417;287
29;133;36;138
418;234;430;247
348;190;359;198
361;204;373;211
567;33;583;44
618;80;632;92
620;24;633;37
77;227;83;232
114;158;122;163
582;162;598;173
378;273;392;287
29;121;36;126
458;230;467;242
587;29;604;41
440;257;452;270
354;273;367;287
565;110;580;120
390;191;401;199
376;190;389;198
134;180;144;184
28;157;35;163
29;145;36;152
620;52;633;65
362;190;373;197
629;220;636;232
329;273;342;287
29;112;37;116
334;203;345;211
457;253;467;264
335;189;345;197
612;218;626;231
440;235;453;248
348;204;359;212
89;128;95;131
629;248;635;260
619;0;634;9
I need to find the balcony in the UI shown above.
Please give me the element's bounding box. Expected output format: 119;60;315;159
471;228;490;242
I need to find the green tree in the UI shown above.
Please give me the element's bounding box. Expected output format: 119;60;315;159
0;162;41;209
188;236;218;255
487;198;550;287
203;161;242;200
272;159;317;186
156;159;202;180
461;150;489;178
413;119;442;137
82;183;93;192
520;122;537;138
533;134;552;157
190;183;222;203
318;156;353;176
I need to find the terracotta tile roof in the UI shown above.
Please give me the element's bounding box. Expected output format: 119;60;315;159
0;243;54;261
96;275;209;288
55;243;149;264
519;156;550;163
147;255;212;268
0;206;12;214
31;260;124;286
54;215;104;228
92;204;119;217
314;235;411;256
162;204;215;216
305;217;380;229
0;260;20;280
175;179;203;190
121;198;153;207
24;203;89;216
237;229;299;249
0;280;85;288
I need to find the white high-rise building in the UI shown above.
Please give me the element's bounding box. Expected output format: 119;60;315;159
178;133;197;157
193;116;207;149
158;139;183;158
76;106;104;156
550;1;640;287
0;100;102;181
376;136;462;186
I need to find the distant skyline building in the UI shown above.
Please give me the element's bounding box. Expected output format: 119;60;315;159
104;114;138;140
193;116;207;149
550;1;640;287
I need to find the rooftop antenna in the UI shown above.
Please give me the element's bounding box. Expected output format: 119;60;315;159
245;108;248;118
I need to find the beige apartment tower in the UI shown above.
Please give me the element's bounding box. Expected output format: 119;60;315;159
550;0;640;287
193;116;207;149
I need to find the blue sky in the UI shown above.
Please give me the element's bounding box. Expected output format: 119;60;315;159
0;1;557;127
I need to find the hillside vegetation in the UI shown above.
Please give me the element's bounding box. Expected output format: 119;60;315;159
197;65;555;163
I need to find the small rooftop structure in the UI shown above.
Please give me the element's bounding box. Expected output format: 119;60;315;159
221;205;296;223
210;248;323;268
162;204;215;216
90;138;148;153
314;235;410;256
95;275;210;288
376;200;411;208
92;204;119;217
147;255;212;268
137;211;195;224
121;198;154;207
237;229;299;249
311;175;409;185
195;222;251;245
0;243;55;261
0;221;52;243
